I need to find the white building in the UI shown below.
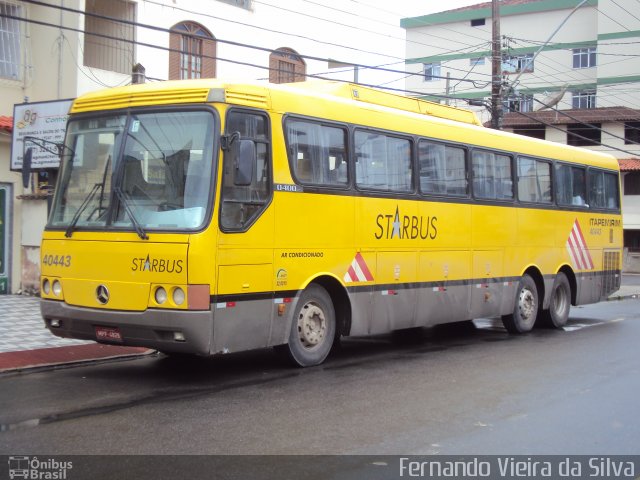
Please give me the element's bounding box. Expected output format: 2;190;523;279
401;0;640;270
0;0;409;293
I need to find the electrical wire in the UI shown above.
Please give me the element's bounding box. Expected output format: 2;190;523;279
6;12;472;102
14;0;490;87
253;0;483;52
504;105;639;156
9;0;640;149
300;0;494;46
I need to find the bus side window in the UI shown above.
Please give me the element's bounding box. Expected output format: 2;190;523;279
604;172;620;209
556;163;586;207
285;119;348;187
355;130;412;192
517;156;552;203
589;170;620;210
472;150;513;200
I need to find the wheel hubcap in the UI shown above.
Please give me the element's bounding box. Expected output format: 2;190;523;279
297;302;326;349
554;286;568;313
518;288;536;321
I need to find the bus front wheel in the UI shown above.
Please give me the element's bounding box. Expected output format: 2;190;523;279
284;284;336;367
502;274;539;334
538;272;571;328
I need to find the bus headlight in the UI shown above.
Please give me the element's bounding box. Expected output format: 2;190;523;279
42;279;51;295
52;280;62;297
172;287;185;306
154;286;167;304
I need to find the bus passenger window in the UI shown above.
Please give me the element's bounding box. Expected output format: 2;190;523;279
355;131;412;192
556;163;586;207
517;156;552;203
604;172;619;209
419;140;467;196
285;119;348;187
472;150;513;200
589;170;620;210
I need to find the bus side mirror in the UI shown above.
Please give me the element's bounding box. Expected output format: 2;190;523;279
22;147;33;189
235;139;255;186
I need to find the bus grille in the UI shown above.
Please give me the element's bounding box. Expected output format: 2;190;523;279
72;88;211;112
602;250;621;297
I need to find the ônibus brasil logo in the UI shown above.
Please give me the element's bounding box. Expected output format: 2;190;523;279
8;456;73;479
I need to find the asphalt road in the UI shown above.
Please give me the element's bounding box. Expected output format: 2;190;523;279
1;299;639;460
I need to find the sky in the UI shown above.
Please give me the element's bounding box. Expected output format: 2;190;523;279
293;0;484;89
357;0;481;18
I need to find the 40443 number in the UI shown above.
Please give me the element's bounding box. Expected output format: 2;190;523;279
42;254;71;267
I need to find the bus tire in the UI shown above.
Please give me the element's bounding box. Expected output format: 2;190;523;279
284;284;336;367
502;274;538;334
538;272;571;328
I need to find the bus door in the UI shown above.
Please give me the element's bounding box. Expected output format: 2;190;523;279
215;109;274;354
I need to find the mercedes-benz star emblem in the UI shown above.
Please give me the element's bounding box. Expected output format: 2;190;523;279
96;284;110;305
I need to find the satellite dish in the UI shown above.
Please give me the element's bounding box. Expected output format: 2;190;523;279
535;84;568;110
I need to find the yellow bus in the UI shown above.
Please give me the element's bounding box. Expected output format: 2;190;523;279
39;79;622;367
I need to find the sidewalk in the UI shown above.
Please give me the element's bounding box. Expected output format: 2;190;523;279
0;280;638;374
0;295;151;373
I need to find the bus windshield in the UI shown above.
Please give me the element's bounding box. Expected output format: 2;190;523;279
49;110;216;234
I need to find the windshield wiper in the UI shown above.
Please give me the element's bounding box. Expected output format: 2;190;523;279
114;187;148;240
64;183;102;238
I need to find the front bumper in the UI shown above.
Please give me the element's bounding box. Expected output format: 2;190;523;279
41;299;214;355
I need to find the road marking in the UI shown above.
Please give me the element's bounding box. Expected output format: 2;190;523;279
563;317;625;332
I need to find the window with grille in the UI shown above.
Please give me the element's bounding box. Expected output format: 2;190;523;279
502;54;533;74
169;22;216;80
567;123;601;146
513;126;545;140
423;62;441;82
572;90;596;109
269;48;305;84
624;172;640;195
573;47;596;69
181;35;202;79
0;2;22;80
504;94;533;113
84;0;135;74
624;122;640;145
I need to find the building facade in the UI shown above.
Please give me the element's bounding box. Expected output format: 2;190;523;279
402;0;640;270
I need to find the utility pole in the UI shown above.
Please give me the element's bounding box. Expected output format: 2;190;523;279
490;0;503;129
445;72;451;105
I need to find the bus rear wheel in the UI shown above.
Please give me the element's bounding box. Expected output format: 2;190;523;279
284;284;336;367
502;274;539;334
538;272;571;328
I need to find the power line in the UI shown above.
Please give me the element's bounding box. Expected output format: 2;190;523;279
17;0;490;88
7;11;475;103
253;0;484;53
301;0;494;47
505;105;639;157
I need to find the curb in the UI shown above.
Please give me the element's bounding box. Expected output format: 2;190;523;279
0;344;154;374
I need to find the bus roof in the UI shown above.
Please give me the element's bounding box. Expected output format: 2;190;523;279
71;79;481;126
70;79;618;171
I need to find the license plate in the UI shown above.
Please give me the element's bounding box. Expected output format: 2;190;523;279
95;326;123;343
